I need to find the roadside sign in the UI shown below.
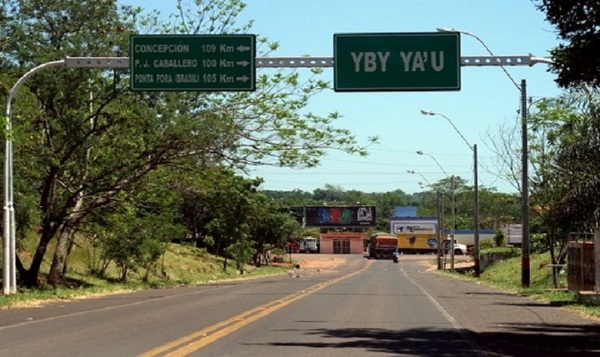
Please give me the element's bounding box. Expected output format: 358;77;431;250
334;32;460;91
130;35;255;91
304;205;376;227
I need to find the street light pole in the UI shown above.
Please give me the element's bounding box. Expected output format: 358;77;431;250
436;27;521;91
420;110;480;277
437;190;444;270
473;143;480;277
450;175;456;272
416;151;455;271
416;150;449;177
437;27;533;286
406;169;432;187
520;79;530;287
408;169;444;270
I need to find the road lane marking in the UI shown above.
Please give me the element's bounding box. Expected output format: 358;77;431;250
400;266;487;357
139;260;371;357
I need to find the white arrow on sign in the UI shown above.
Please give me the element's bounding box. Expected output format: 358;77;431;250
236;60;250;67
236;75;249;82
236;45;251;52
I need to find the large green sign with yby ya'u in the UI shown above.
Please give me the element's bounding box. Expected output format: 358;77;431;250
130;35;255;91
334;32;461;92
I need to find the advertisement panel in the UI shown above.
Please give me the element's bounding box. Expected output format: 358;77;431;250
397;233;439;250
304;206;376;227
390;219;437;235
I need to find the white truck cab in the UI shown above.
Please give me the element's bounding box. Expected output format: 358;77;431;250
299;237;318;253
441;238;468;255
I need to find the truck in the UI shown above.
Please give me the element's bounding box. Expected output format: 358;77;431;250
397;233;468;255
441;238;469;256
368;232;398;259
299;237;318;253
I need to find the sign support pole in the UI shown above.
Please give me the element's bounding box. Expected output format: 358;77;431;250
2;53;550;294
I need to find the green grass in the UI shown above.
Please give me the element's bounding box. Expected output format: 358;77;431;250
0;242;294;309
444;250;600;320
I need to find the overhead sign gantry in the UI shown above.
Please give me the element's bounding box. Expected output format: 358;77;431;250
3;30;553;294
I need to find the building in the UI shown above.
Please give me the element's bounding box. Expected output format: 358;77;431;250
302;205;376;255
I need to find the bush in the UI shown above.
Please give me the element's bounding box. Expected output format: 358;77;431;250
494;228;505;247
480;240;495;250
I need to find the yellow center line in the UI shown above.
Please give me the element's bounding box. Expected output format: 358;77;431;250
139;260;371;357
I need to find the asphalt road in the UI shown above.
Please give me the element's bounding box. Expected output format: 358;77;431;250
0;255;598;356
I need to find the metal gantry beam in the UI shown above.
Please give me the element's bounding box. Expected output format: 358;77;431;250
2;53;551;294
65;54;552;69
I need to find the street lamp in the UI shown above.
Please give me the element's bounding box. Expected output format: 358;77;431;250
416;150;449;177
415;151;456;272
420;110;480;277
408;169;443;270
436;28;520;91
437;27;530;286
407;169;432;187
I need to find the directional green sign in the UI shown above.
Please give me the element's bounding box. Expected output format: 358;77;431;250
130;35;255;91
334;32;460;92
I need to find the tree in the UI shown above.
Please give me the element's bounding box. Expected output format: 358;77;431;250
535;0;600;88
2;0;371;288
246;195;299;266
549;89;600;226
95;208;167;282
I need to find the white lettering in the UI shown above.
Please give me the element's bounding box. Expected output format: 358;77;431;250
431;51;444;71
134;44;190;53
400;51;444;72
400;51;413;71
351;52;364;72
156;74;173;83
351;51;390;72
152;59;197;68
364;52;377;72
134;74;153;83
412;52;425;71
377;52;389;72
175;74;200;83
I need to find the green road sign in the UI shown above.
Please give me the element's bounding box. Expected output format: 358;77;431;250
130;35;255;91
334;32;460;92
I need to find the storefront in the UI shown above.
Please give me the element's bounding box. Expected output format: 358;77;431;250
319;232;366;254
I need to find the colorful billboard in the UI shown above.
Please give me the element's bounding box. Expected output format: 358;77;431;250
397;233;439;250
304;205;376;227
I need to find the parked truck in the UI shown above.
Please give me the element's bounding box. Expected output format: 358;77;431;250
397;233;468;255
369;232;398;259
441;238;468;256
299;237;318;253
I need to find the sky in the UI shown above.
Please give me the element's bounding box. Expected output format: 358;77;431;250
122;0;562;195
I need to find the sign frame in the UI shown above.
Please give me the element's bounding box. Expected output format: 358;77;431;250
334;32;461;92
130;34;256;91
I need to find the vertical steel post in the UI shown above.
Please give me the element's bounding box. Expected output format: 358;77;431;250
437;191;443;269
3;60;65;294
450;176;455;272
473;144;480;276
521;79;530;287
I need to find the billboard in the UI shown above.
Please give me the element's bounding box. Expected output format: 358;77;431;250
397;233;439;250
390;218;437;235
304;205;376;227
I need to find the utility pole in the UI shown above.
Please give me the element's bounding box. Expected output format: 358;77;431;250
521;79;530;288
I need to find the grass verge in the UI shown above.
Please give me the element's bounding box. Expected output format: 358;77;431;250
441;250;600;320
0;243;294;309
